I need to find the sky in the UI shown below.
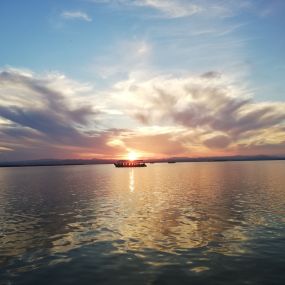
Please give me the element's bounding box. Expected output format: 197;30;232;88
0;0;285;161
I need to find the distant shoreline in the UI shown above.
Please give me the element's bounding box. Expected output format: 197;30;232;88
0;156;284;168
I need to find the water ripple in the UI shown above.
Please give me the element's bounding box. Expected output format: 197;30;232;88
0;162;285;284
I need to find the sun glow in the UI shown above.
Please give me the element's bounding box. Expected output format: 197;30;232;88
127;151;138;161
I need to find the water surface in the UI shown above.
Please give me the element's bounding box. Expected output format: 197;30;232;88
1;162;285;284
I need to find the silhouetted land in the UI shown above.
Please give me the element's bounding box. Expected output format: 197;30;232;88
0;155;284;168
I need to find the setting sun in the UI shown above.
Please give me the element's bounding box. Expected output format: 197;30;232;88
127;151;138;161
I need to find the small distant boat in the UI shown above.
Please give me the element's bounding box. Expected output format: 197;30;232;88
114;160;147;168
168;161;176;163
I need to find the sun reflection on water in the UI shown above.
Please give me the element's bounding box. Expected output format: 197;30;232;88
129;169;135;193
1;162;285;281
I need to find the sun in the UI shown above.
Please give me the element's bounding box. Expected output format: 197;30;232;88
127;151;138;161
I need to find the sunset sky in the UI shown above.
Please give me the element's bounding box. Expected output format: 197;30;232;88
0;0;285;161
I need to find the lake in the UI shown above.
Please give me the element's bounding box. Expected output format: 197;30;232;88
0;161;285;285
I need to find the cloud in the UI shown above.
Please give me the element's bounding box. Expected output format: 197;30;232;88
61;10;92;22
91;0;200;18
1;67;284;161
91;40;152;80
0;68;113;160
134;0;201;18
111;72;285;154
203;135;232;149
91;0;251;18
107;127;190;157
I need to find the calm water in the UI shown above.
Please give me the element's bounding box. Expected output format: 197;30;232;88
0;162;285;285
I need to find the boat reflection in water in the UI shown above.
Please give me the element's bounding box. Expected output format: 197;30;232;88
114;160;147;167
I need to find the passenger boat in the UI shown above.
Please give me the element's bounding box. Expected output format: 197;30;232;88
114;160;147;168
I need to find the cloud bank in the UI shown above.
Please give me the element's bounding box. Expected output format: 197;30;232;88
0;68;116;160
111;72;285;156
0;68;284;161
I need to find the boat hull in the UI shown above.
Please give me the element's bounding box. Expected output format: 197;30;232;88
114;160;147;168
114;163;147;168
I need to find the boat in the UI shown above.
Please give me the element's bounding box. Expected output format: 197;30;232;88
114;160;147;168
168;161;176;163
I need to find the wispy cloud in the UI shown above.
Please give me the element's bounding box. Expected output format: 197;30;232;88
91;0;202;18
134;0;202;18
91;0;251;18
61;10;92;22
91;40;152;80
